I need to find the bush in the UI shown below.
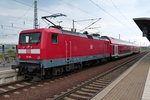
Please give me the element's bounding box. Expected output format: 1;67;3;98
0;50;16;58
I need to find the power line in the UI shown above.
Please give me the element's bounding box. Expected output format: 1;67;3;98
80;18;101;32
88;0;126;27
74;18;101;22
12;0;89;31
12;0;52;15
12;0;73;27
12;0;33;7
0;24;29;30
59;0;101;28
59;0;91;16
72;18;101;31
88;0;137;38
110;0;128;20
0;34;18;37
14;4;34;22
109;0;136;33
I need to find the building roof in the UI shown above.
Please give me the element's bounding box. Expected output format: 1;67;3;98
133;17;150;41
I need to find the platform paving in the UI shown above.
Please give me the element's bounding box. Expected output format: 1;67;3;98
142;62;150;100
92;53;150;100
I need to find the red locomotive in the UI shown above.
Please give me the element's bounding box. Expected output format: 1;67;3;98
12;16;140;79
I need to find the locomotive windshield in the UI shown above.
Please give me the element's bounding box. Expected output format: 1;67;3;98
19;32;41;44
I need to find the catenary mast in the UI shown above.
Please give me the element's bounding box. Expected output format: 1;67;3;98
34;0;38;29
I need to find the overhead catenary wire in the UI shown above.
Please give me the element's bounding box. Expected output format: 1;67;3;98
1;0;35;30
11;0;127;32
109;0;136;33
59;0;92;17
88;0;128;27
80;18;101;32
0;33;18;36
11;0;126;33
12;0;53;15
0;0;37;34
74;18;101;22
12;0;75;27
0;23;30;34
88;0;138;39
59;0;103;32
13;3;34;22
12;0;99;32
110;0;128;20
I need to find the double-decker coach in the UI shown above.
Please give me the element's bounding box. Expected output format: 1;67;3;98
102;36;140;58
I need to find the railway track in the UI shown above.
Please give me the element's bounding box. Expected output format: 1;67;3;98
0;52;146;99
51;53;146;100
0;80;37;97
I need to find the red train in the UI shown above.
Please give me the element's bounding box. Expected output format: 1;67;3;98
12;28;140;79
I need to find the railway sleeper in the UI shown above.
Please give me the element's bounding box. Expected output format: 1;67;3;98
92;82;108;86
85;86;101;90
70;93;90;100
81;88;98;93
89;83;105;88
76;90;95;96
64;97;76;100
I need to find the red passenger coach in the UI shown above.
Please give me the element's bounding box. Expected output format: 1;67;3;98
13;28;111;79
102;36;140;58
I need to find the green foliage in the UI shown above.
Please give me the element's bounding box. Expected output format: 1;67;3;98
6;50;16;54
140;47;150;52
0;50;16;58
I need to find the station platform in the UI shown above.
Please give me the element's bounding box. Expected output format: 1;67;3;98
92;52;150;100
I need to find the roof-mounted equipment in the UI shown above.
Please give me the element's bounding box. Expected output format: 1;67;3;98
41;13;67;29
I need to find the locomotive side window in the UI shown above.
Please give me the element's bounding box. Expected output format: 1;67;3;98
52;33;58;44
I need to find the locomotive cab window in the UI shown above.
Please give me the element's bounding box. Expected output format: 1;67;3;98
52;33;58;44
19;32;41;44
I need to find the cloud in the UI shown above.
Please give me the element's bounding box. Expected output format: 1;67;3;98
0;0;150;46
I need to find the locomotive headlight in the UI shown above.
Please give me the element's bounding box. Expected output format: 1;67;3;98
18;55;21;59
37;56;40;60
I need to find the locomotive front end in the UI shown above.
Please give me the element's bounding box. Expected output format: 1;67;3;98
12;29;44;79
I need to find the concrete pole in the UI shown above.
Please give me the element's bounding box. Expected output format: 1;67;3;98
15;45;18;63
2;45;5;66
34;0;38;29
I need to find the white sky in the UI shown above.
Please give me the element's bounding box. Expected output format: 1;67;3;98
0;0;150;46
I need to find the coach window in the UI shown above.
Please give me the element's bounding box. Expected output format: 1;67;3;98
52;33;58;44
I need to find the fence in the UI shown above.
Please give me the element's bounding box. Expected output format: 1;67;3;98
0;44;17;66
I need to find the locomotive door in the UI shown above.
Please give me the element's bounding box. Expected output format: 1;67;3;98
114;45;118;56
65;41;72;63
104;42;107;57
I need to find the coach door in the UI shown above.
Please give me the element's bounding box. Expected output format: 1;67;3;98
65;41;72;63
131;47;133;54
114;45;118;56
